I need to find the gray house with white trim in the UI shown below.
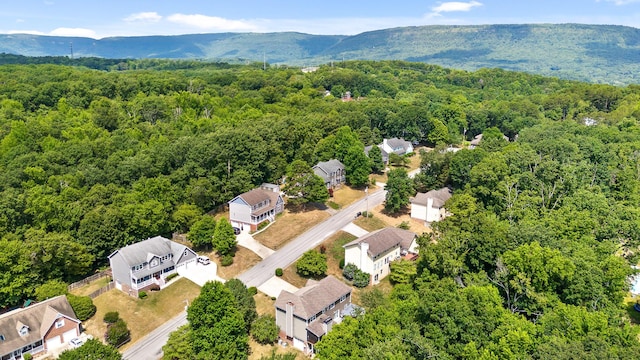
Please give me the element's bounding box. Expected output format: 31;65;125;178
108;236;197;297
229;183;284;232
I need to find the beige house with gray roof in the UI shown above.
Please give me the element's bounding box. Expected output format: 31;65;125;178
0;295;80;360
343;227;418;284
410;187;453;223
275;276;352;354
108;236;197;297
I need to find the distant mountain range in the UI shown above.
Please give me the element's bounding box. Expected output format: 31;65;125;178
1;23;639;85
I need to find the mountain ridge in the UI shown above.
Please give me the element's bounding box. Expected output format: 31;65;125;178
1;23;640;84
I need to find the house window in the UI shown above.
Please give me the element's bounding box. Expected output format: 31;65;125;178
19;326;28;336
55;319;65;328
0;334;4;341
340;295;347;302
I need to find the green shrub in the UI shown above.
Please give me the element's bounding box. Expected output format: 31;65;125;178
397;221;410;230
165;273;179;282
248;286;258;296
257;220;270;231
221;254;234;266
339;258;345;269
353;270;370;288
251;315;279;345
343;263;358;281
22;353;32;360
138;291;148;299
275;268;283;277
105;319;130;347
67;294;96;321
103;311;120;324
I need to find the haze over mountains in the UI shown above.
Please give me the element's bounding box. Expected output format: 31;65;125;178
1;23;639;85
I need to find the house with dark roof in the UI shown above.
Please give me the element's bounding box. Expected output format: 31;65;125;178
275;276;352;354
108;236;197;297
0;295;81;360
228;183;284;232
312;159;345;189
343;228;418;284
410;187;453;223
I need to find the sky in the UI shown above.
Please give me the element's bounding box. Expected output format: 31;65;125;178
1;0;640;39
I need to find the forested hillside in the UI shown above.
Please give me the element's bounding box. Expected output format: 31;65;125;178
1;59;640;357
2;24;640;84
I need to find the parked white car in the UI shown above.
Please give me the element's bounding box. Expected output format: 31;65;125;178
69;337;85;348
197;256;210;265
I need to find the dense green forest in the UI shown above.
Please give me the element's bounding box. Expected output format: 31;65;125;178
1;59;640;357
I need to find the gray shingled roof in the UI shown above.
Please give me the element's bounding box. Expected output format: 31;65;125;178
0;296;79;355
236;188;281;210
275;276;351;320
386;138;412;153
108;236;188;268
313;159;344;175
343;227;417;258
411;188;452;209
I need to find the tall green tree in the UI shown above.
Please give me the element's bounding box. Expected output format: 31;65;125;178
225;279;257;331
213;218;237;256
296;250;327;277
367;145;385;173
284;159;329;207
187;215;216;250
384;168;414;214
187;281;248;360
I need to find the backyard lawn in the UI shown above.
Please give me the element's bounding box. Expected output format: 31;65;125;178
83;278;202;350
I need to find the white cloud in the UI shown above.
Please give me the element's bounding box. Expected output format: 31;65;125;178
432;1;483;13
49;27;97;38
124;12;162;23
599;0;640;4
166;13;258;31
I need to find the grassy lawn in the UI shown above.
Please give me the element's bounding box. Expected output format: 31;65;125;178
330;186;367;208
320;231;357;279
204;246;262;280
69;276;112;297
357;203;431;235
83;278;202;350
353;214;389;232
254;206;330;250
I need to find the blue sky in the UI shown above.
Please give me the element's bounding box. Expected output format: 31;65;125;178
1;0;640;39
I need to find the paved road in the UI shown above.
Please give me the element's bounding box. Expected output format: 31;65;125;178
122;311;187;360
238;188;386;287
122;188;387;359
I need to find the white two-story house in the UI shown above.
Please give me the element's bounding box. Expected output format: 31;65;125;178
229;183;284;232
343;228;418;285
410;187;453;223
108;236;197;297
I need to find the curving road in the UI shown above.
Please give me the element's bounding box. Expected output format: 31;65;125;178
122;187;387;360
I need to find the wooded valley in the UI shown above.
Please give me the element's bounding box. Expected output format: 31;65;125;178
1;59;640;358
